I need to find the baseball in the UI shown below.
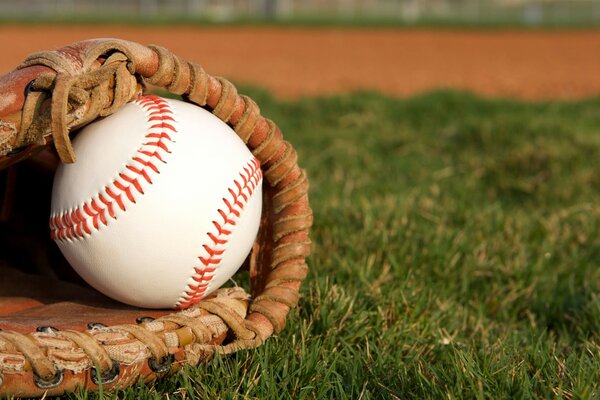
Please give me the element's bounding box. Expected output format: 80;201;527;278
49;95;263;309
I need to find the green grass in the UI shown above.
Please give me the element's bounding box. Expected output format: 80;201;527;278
63;89;600;399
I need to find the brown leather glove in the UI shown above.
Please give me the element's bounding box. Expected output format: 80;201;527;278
0;39;312;398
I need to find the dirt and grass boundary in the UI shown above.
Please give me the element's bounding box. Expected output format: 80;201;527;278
1;25;599;101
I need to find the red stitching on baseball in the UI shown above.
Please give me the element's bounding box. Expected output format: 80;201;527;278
208;232;227;246
49;95;175;241
176;157;262;309
50;95;262;309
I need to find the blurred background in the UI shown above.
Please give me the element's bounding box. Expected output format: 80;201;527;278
0;0;599;26
1;0;599;101
1;1;600;399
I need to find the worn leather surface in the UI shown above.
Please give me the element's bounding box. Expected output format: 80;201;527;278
0;264;172;332
0;38;311;397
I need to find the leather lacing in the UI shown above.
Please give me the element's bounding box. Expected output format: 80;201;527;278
18;52;140;164
0;39;312;395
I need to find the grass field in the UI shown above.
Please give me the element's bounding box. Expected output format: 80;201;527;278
59;89;600;399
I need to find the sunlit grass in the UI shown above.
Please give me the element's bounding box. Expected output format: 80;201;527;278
60;89;600;399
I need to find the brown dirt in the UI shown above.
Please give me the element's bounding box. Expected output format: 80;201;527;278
1;25;599;100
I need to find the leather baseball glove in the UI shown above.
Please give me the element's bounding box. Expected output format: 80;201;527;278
0;39;312;397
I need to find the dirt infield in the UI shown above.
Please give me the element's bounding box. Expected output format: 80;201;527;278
1;25;599;100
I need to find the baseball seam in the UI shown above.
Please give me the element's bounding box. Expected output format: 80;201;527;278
176;157;262;309
49;94;263;309
50;95;174;241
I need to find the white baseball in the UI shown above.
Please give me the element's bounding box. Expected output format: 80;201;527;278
50;95;263;309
